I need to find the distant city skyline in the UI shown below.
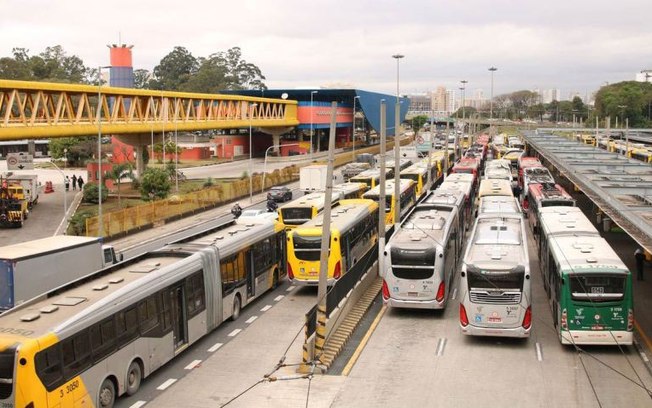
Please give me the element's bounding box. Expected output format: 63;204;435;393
1;0;650;97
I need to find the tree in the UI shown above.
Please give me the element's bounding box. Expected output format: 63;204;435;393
49;137;97;166
594;81;652;127
409;115;429;130
0;46;93;83
153;139;181;163
149;46;198;90
82;182;108;204
452;106;477;118
107;163;135;208
140;168;171;200
133;69;151;89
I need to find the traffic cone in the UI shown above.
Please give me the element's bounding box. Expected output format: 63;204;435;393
44;181;54;193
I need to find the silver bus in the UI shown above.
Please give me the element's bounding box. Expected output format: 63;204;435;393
382;192;463;309
477;195;522;218
459;213;532;338
0;218;285;407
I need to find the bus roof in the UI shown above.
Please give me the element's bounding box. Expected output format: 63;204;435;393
539;206;598;237
279;191;340;210
293;199;377;233
484;166;512;180
478;196;520;215
422;190;465;209
328;182;368;195
444;173;474;183
478;179;513;198
351;169;382;180
363;179;415;197
523;167;554;184
0;235;101;260
465;215;528;270
392;205;457;247
528;183;574;203
548;235;629;275
400;162;429;176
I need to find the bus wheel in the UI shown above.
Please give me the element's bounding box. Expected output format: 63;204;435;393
231;295;241;321
126;361;142;396
98;378;116;408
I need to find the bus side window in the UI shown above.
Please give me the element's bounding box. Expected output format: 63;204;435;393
160;292;172;332
90;318;116;363
62;331;91;379
185;272;206;318
116;307;139;346
35;344;64;391
138;295;160;334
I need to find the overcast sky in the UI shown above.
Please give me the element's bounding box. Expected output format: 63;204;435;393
1;0;650;99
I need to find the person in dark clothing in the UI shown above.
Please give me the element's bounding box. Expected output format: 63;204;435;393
71;175;77;190
635;248;645;281
78;176;84;190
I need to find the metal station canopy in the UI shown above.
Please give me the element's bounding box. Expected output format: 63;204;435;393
523;130;652;252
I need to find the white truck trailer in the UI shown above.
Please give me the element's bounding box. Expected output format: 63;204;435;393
0;236;123;310
300;164;329;193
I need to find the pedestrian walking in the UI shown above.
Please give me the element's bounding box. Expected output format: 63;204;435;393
71;174;77;191
78;176;84;191
635;248;645;281
64;176;70;191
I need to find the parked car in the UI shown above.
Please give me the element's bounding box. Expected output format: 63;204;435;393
267;186;293;202
238;209;278;222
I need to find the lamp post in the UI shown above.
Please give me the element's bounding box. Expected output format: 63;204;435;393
392;54;404;230
96;65;111;237
460;80;468;121
262;143;299;193
488;67;497;120
310;90;318;159
352;95;360;160
249;102;258;203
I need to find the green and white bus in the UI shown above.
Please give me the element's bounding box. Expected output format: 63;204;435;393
538;207;633;345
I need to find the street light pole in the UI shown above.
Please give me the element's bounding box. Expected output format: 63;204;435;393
352;95;360;160
392;54;404;230
489;67;497;120
262;143;299;193
310;90;318;159
249;102;258;203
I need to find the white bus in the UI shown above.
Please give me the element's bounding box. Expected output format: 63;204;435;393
438;173;475;226
477;195;522;218
382;192;463;309
459;213;532;338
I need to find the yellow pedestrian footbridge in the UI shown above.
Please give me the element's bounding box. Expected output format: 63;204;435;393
0;80;298;140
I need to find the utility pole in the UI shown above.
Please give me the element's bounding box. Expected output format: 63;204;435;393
378;101;387;278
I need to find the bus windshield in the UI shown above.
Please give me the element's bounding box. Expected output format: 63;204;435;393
292;234;326;261
281;208;313;225
468;269;524;291
541;200;574;208
569;274;625;302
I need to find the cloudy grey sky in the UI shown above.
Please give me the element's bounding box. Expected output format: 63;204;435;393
1;0;650;98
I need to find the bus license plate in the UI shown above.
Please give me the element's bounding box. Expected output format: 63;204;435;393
407;292;418;297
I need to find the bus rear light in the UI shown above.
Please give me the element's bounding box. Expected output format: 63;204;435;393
522;306;532;329
627;308;634;331
382;280;390;300
460;304;469;327
561;308;568;330
436;282;445;302
333;261;342;280
287;263;294;280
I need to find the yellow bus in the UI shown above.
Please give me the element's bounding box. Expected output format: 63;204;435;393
278;191;341;230
330;182;369;199
0;218;285;407
363;179;417;227
349;169;383;189
287;199;378;285
400;162;437;200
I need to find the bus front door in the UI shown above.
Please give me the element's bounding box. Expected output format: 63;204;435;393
169;286;188;351
246;250;255;299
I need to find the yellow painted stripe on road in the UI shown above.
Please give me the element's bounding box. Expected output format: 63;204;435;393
634;320;652;352
342;305;387;376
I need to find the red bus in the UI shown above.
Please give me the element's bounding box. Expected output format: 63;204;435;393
525;183;576;232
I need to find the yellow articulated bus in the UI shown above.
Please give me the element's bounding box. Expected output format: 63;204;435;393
278;191;341;230
362;179;417;228
0;218;285;408
349;169;383;190
330;182;369;199
287;199;378;286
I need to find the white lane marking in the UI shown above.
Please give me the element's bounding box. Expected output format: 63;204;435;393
129;401;147;408
641;352;650;363
286;285;296;292
245;316;258;324
157;378;177;390
208;343;223;352
452;288;458;300
184;360;202;370
260;305;272;312
435;338;447;356
536;342;543;362
228;329;242;337
274;295;284;301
